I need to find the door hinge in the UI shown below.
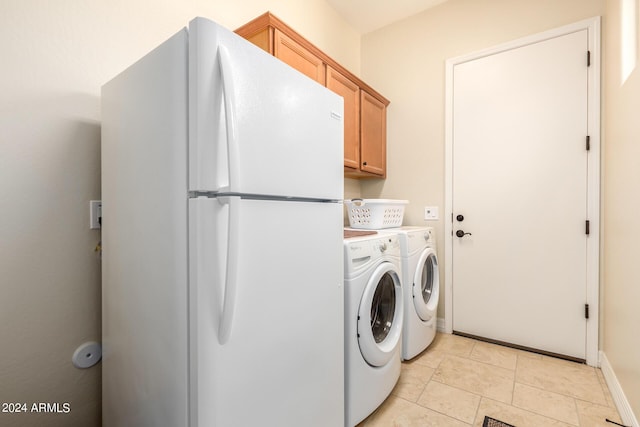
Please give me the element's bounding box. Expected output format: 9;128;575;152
585;220;590;235
585;303;590;319
587;50;591;67
586;135;590;151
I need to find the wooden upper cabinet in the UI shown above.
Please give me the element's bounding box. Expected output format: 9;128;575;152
326;66;360;170
274;30;325;84
237;19;325;85
243;26;272;52
360;91;387;177
236;12;390;178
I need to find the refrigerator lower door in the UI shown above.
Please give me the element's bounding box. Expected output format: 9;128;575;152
189;197;344;426
188;17;344;200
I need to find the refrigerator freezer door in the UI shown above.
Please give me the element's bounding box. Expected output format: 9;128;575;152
188;197;344;426
188;17;344;200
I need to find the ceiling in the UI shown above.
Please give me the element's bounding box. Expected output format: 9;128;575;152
326;0;449;34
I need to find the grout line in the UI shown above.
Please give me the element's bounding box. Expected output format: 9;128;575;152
413;383;477;426
510;358;517;406
452;349;519;374
510;386;581;426
468;339;477;358
473;396;485;426
395;390;475;426
572;396;581;426
516;375;608;406
510;350;524;407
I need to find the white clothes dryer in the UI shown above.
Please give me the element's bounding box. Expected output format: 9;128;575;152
393;227;439;360
343;233;403;427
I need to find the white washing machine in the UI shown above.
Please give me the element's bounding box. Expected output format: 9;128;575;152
393;227;440;360
343;233;403;427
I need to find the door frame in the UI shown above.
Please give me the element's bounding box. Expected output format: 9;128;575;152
443;17;601;366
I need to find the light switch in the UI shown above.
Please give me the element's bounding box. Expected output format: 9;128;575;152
424;206;439;220
90;200;102;229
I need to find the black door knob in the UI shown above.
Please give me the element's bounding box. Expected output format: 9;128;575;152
456;215;464;222
456;230;472;238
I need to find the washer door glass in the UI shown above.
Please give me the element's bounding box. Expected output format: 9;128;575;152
413;248;439;321
371;272;396;343
358;262;403;367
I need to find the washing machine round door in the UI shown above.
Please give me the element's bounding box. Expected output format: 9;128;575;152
413;247;439;321
357;262;403;367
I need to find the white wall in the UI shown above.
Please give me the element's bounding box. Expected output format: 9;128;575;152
603;0;640;421
0;1;359;426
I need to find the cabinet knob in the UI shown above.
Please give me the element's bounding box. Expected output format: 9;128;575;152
362;161;367;166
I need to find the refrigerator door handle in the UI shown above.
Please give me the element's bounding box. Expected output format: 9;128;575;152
217;195;240;344
217;46;240;193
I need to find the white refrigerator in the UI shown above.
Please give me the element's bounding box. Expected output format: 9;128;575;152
101;17;344;427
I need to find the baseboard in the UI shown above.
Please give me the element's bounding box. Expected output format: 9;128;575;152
436;317;446;333
600;351;639;427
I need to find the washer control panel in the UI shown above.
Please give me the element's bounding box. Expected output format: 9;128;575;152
344;235;400;277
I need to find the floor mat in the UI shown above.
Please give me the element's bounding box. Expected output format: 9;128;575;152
483;416;516;427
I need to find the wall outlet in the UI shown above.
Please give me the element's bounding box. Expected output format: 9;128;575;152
90;200;102;229
424;206;439;220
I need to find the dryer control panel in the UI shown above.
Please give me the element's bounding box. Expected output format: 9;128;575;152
401;227;436;254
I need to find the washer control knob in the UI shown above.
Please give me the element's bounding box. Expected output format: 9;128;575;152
379;242;387;252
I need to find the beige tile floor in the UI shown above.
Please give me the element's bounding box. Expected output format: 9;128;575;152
358;333;623;427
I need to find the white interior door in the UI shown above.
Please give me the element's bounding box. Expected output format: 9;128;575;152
451;30;591;360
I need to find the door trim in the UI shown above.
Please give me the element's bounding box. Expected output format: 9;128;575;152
443;17;601;366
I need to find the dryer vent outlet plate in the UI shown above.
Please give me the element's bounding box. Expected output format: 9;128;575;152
72;341;102;369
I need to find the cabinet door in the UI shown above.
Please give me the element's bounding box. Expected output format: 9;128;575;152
326;66;360;170
245;27;272;53
274;30;326;84
360;91;386;177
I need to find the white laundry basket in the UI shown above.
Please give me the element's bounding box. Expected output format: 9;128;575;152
345;199;408;229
